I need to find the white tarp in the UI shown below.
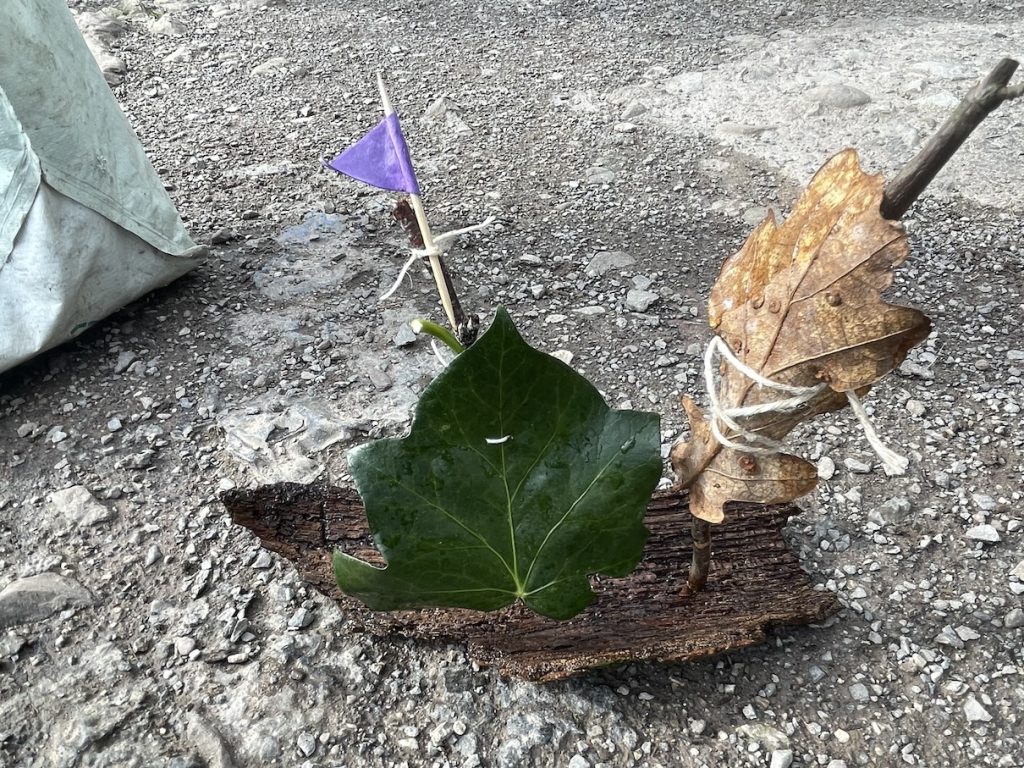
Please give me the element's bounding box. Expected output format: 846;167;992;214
0;0;203;374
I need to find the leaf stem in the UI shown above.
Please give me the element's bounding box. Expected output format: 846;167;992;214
411;319;465;354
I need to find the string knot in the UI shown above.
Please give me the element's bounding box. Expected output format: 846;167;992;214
703;335;909;476
380;216;495;301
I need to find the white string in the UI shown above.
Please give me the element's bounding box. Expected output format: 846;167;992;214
703;335;908;475
845;390;909;476
379;216;496;301
429;339;454;367
703;337;824;455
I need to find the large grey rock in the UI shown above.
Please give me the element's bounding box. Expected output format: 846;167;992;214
869;496;911;525
187;713;237;768
147;15;188;37
75;12;128;45
849;683;870;702
805;84;872;109
586;251;635;276
663;71;704;95
47;485;115;527
75;12;129;83
1003;608;1024;629
44;693;144;767
613;21;1024;210
737;723;789;750
966;524;1000;543
251;57;291;76
625;288;659;312
963;697;992;723
817;456;836;480
0;573;92;630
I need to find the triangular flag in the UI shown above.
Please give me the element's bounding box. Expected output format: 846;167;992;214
325;112;421;195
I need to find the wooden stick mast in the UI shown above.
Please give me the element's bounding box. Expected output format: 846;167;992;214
376;73;458;331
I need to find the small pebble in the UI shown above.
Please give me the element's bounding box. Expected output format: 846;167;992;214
144;545;162;566
844;457;871;474
817;456;836;480
252;551;273;569
1003;608;1024;629
297;731;317;757
963;696;992;722
965;524;1000;543
288;607;313;630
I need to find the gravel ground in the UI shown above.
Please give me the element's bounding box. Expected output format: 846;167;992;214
1;1;1023;766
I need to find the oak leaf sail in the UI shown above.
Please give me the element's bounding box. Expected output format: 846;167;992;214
672;149;931;523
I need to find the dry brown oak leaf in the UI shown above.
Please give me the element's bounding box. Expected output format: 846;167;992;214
671;149;931;524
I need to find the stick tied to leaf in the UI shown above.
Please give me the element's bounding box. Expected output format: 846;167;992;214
672;149;932;525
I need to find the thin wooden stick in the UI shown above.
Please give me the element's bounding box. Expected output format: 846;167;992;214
688;517;712;592
376;73;458;331
881;57;1022;219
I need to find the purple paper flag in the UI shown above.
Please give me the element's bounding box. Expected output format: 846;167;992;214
325;113;421;195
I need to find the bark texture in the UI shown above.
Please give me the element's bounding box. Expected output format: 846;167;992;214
224;484;839;681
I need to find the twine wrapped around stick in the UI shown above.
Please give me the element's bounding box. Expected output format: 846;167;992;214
703;335;909;476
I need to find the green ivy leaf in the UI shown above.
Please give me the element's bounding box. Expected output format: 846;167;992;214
334;307;662;620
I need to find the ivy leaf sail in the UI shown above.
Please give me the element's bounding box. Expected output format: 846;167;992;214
334;307;662;620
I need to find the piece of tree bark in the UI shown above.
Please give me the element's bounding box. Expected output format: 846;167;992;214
223;484;839;681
